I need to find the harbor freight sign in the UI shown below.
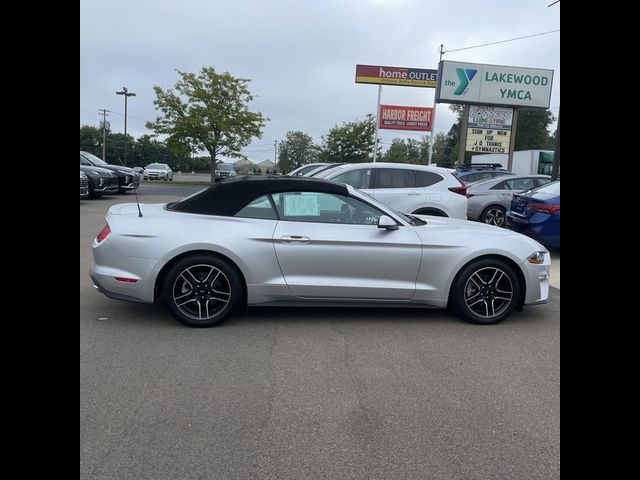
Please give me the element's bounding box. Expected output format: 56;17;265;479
379;105;433;131
436;60;553;108
465;106;514;153
355;64;438;88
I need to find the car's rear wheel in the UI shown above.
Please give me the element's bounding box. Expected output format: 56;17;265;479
163;255;242;327
480;205;506;227
450;258;520;324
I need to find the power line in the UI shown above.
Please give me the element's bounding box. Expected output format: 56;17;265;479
443;29;559;54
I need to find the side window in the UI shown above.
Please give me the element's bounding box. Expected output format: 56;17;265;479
492;179;511;190
511;178;535;191
331;168;372;189
414;170;443;187
376;168;415;188
235;194;279;220
463;173;478;183
276;192;383;225
80;155;92;166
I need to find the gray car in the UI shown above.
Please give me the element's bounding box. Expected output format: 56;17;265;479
90;176;551;328
467;174;551;226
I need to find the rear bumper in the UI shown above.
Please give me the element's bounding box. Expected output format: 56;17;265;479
507;213;560;248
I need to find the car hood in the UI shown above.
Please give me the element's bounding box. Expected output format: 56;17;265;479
80;165;114;175
97;165;135;174
412;214;546;251
146;168;169;172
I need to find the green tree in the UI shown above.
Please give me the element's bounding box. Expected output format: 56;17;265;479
277;131;319;173
430;132;447;163
147;66;267;182
320;118;379;163
80;125;104;157
514;110;555;150
132;134;177;169
382;136;430;164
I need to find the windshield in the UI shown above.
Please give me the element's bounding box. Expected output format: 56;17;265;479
522;180;560;196
81;151;108;165
147;163;167;169
216;164;235;171
311;166;344;178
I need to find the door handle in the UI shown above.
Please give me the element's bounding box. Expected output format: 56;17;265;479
407;192;422;196
280;235;310;244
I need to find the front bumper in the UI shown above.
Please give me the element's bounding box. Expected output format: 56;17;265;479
92;176;120;194
119;174;141;190
520;253;551;305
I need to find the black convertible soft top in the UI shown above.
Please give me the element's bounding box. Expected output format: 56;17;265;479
167;175;350;216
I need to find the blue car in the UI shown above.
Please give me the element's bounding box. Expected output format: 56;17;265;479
454;163;514;184
506;181;560;248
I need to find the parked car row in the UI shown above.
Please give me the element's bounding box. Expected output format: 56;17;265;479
289;161;559;249
80;151;141;194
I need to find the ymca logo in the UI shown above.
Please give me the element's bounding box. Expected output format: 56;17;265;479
443;68;478;95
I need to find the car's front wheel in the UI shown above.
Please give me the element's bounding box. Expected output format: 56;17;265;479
162;254;242;327
450;258;520;324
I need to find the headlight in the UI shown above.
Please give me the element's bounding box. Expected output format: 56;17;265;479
117;169;130;174
90;170;103;176
527;251;547;264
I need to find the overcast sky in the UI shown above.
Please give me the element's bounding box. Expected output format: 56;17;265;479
80;0;559;163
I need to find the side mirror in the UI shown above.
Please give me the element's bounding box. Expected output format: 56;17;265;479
378;215;399;230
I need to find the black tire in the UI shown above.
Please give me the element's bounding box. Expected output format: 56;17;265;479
450;258;521;325
162;254;243;327
480;205;506;227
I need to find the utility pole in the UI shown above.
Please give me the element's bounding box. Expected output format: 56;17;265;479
98;109;110;161
274;140;278;173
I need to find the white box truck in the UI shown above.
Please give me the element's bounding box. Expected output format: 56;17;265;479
471;150;554;175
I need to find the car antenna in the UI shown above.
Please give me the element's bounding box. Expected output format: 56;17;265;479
118;155;143;217
132;183;143;217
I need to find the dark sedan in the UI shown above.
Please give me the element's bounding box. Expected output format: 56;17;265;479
79;165;119;197
506;181;560;249
80;151;140;193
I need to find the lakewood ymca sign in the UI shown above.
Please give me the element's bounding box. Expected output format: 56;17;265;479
435;60;554;109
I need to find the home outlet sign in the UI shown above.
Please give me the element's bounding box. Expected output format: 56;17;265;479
435;60;554;109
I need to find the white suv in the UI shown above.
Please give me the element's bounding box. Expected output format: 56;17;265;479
312;162;468;218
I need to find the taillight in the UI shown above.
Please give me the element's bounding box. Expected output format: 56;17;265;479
449;176;468;196
528;204;560;215
96;224;111;243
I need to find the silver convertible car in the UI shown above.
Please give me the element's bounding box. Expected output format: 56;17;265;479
90;176;550;327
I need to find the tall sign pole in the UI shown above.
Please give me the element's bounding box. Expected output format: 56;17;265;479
372;85;382;162
429;44;445;165
457;105;470;166
550;108;560;180
507;110;519;170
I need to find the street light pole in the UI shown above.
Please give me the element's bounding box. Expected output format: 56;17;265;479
116;87;136;166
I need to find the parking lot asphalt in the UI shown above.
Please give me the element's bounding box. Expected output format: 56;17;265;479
81;188;559;480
